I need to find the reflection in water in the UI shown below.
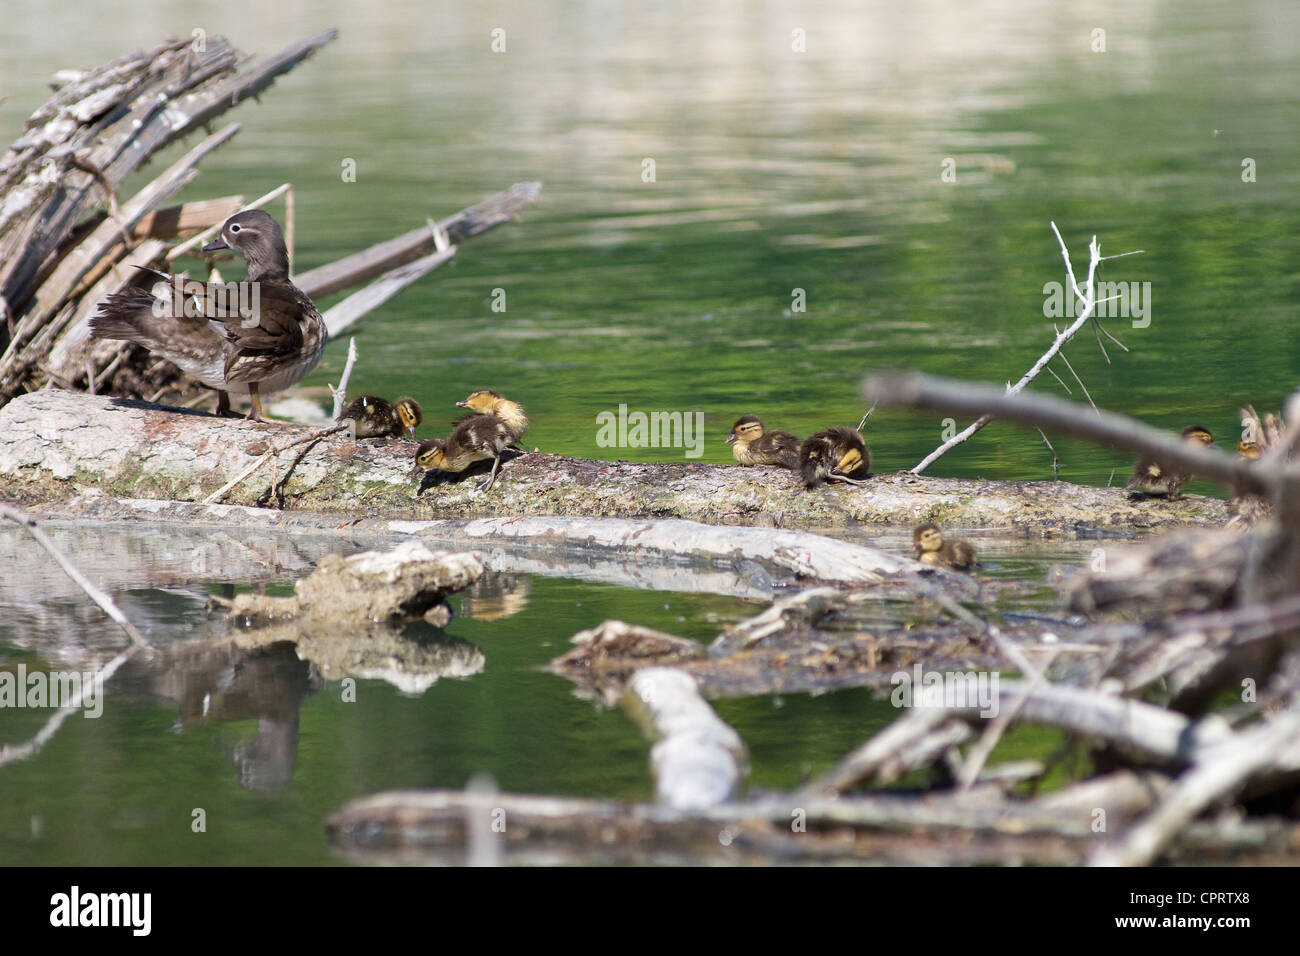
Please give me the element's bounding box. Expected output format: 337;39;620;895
117;640;321;793
457;572;532;622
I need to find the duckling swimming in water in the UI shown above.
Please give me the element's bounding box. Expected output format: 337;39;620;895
415;414;514;492
912;523;979;572
1125;425;1215;498
799;427;870;488
339;396;422;439
456;389;528;443
726;415;800;469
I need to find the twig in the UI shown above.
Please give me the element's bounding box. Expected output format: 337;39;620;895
202;423;349;504
956;631;1060;792
863;371;1275;496
1090;712;1300;866
330;337;358;420
856;402;878;432
0;502;149;648
910;224;1142;474
1036;428;1060;478
1053;337;1098;414
1044;363;1071;395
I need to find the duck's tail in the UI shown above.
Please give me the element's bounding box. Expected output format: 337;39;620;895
88;287;159;344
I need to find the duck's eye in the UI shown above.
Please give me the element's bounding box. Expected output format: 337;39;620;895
229;224;242;233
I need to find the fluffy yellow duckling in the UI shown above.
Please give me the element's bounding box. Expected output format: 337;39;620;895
799;427;870;488
415;414;514;492
912;523;979;571
726;415;801;469
339;396;422;439
1125;425;1214;498
456;389;529;443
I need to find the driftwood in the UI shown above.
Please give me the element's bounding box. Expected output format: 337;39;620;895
222;541;484;629
325;783;1300;866
623;669;748;809
0;32;541;415
0;390;1231;531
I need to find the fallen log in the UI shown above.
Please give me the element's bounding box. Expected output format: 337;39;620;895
325;785;1300;866
623;669;748;809
0;390;1230;531
11;494;913;599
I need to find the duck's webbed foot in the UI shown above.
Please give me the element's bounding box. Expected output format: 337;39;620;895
475;455;503;493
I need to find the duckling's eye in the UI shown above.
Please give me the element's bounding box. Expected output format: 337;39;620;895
229;224;242;233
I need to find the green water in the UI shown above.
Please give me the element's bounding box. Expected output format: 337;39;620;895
1;0;1296;862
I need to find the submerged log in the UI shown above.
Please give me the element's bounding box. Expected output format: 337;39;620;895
0;390;1230;531
224;541;483;628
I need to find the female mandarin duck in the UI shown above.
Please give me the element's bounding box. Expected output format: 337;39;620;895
89;210;327;422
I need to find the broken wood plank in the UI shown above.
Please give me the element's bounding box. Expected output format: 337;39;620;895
295;181;542;300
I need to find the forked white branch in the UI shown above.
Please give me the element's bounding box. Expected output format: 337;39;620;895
911;224;1143;474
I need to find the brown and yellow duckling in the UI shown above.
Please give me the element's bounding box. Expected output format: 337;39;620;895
1124;425;1215;498
912;523;979;572
726;415;801;469
799;427;870;488
456;388;529;443
1227;406;1284;527
415;413;514;492
339;396;422;439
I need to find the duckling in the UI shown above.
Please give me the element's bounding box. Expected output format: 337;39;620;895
726;415;801;469
415;414;514;492
1227;406;1284;527
456;389;529;443
1124;425;1215;498
89;210;327;422
799;427;870;488
339;396;422;439
912;523;979;571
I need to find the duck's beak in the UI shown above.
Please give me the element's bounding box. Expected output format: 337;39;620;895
456;401;470;408
202;236;229;253
725;434;736;444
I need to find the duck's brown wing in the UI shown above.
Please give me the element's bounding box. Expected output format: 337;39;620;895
90;280;228;369
211;281;318;384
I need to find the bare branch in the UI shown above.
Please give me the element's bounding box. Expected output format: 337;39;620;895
864;370;1276;496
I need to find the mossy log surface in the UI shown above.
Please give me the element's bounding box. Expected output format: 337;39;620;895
0;390;1230;531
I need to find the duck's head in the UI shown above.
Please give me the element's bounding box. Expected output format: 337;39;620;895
394;397;423;437
835;446;864;475
202;210;290;279
415;438;448;472
727;415;765;445
1181;425;1215;446
457;389;502;413
913;522;944;554
1238;439;1261;460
